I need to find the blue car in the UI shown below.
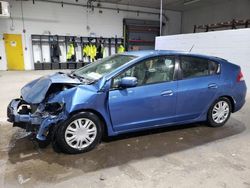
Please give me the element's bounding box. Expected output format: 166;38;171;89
7;50;247;154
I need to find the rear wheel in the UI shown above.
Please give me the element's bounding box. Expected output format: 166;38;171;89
207;98;232;127
55;112;102;154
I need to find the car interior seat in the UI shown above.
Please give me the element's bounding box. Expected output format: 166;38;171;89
146;59;167;84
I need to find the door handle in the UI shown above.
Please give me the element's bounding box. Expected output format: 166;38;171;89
208;83;218;89
161;90;173;96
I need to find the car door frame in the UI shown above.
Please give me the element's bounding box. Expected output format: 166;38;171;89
107;55;180;133
174;54;222;122
174;55;221;80
108;55;179;86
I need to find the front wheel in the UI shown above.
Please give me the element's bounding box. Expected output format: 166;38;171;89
207;98;232;127
55;112;103;154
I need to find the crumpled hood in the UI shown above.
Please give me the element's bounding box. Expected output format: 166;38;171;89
21;72;81;104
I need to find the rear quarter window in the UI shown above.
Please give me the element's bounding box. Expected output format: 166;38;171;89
180;56;219;79
209;60;219;75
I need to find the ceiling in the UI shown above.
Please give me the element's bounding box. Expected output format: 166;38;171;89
97;0;230;11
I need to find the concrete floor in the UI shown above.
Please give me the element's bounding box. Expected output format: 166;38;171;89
0;70;250;188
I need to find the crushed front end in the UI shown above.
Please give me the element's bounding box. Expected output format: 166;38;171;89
7;72;101;150
6;72;83;143
7;98;67;141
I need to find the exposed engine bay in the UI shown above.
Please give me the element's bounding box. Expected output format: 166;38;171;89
7;72;88;146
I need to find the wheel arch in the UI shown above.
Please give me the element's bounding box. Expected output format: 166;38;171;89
69;109;109;138
218;95;235;112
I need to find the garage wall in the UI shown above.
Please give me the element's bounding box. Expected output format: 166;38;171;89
181;0;250;33
155;28;250;90
0;0;181;70
0;34;7;70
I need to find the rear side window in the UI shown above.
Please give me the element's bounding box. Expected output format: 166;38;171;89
209;60;219;75
180;56;219;79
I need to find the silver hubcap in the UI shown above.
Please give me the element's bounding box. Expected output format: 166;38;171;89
212;101;230;124
65;118;97;150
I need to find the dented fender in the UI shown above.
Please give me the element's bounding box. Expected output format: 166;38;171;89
46;83;115;136
7;72;115;141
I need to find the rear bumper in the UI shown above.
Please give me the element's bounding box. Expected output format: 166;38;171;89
232;81;247;112
234;95;246;112
7;99;67;141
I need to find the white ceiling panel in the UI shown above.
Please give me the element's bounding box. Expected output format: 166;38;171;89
97;0;231;11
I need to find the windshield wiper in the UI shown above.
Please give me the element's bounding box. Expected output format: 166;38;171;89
67;72;83;81
68;72;97;84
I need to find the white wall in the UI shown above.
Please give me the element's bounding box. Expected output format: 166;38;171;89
0;0;181;70
155;28;250;90
0;34;7;70
164;9;182;35
182;0;250;33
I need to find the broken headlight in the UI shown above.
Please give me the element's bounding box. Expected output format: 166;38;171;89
44;102;65;115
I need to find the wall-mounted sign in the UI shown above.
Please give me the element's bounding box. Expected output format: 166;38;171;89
10;41;17;47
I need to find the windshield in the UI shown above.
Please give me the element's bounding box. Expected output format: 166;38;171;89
73;54;137;80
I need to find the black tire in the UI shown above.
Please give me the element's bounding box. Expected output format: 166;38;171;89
36;127;52;149
207;97;232;127
55;112;103;154
37;139;51;148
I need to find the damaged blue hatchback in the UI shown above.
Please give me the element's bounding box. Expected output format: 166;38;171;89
7;50;247;154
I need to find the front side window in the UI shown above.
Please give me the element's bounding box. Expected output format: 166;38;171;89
112;56;175;88
180;56;219;79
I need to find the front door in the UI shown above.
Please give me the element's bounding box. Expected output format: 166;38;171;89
4;34;25;70
108;56;177;132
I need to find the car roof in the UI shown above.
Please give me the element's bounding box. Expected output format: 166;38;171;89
123;50;227;62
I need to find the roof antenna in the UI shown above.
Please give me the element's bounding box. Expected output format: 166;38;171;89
189;44;195;52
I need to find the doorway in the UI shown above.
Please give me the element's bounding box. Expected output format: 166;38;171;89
4;34;25;70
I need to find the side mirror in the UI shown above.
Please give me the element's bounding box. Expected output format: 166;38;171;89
119;77;138;88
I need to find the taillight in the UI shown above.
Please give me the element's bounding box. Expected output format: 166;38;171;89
237;71;244;82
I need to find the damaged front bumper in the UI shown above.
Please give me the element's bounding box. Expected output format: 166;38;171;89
7;99;67;141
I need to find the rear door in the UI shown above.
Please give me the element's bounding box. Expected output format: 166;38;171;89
108;56;178;132
176;56;220;121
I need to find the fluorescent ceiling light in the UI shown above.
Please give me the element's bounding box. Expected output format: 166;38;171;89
184;0;201;5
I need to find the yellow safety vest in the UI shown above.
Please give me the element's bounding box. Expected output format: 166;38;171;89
90;45;97;62
117;45;125;53
83;44;97;62
83;45;90;57
67;44;75;60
